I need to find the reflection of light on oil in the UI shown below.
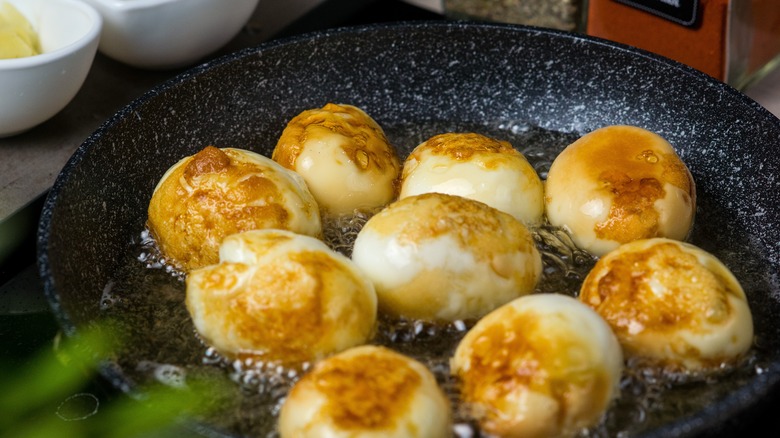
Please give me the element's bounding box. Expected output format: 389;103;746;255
100;280;117;310
154;364;187;388
56;393;99;421
637;150;659;163
453;423;477;437
137;360;187;388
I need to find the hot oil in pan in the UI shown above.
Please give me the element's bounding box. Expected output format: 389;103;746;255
100;121;771;438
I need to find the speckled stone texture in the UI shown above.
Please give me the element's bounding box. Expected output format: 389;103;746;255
37;22;780;438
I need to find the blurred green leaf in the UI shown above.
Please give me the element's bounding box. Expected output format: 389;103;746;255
0;320;234;438
0;325;116;427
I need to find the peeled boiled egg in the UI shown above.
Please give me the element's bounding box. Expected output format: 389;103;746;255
579;237;754;371
185;229;377;366
272;103;401;216
147;146;322;272
278;345;452;438
399;132;544;226
351;192;542;323
544;125;696;256
451;293;623;438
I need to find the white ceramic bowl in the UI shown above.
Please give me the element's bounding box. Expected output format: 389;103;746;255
81;0;260;70
0;0;101;137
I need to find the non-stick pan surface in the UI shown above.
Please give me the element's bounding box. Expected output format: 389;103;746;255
38;22;780;437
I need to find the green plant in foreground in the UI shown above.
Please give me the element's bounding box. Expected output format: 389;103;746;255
0;322;233;438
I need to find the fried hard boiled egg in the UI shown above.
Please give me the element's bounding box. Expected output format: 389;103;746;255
351;192;542;323
451;294;623;438
579;237;754;372
186;229;377;366
279;345;452;438
400;132;544;226
272;103;401;216
147;146;321;271
545;125;696;256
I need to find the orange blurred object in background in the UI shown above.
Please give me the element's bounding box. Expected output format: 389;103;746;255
586;0;780;89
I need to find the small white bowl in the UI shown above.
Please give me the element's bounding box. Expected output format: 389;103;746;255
0;0;102;137
81;0;260;70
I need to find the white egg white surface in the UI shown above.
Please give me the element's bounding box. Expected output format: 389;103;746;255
544;125;696;256
185;229;377;366
278;345;452;438
579;237;754;371
400;132;544;226
351;192;542;323
147;146;322;271
272;103;400;216
451;294;623;438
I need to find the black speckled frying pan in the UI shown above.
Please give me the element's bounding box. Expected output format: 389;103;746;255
37;22;780;437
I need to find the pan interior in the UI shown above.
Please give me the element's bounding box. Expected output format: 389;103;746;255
38;22;780;438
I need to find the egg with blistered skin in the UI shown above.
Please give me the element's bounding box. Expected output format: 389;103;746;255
279;345;452;438
351;192;542;323
451;294;623;438
400;132;544;226
147;146;322;272
544;125;696;256
185;229;377;366
272;103;401;216
579;237;754;371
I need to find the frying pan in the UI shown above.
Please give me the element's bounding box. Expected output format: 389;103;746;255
37;21;780;437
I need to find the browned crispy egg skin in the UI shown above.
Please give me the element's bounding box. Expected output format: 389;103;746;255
408;132;519;162
545;125;696;256
185;230;376;366
400;132;544;225
579;238;754;371
303;351;421;429
451;294;623;438
279;345;452;437
272;103;401;216
147;146;321;271
351;192;542;322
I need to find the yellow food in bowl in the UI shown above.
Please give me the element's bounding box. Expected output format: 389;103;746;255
0;2;40;59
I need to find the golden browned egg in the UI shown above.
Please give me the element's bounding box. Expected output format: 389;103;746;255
147;146;321;271
451;294;623;438
185;229;377;366
579;237;754;371
544;125;696;256
351;193;542;323
272;103;401;216
400;132;544;226
278;345;452;438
